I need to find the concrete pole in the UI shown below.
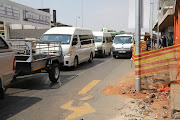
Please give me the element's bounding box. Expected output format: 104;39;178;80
135;0;141;92
150;0;153;49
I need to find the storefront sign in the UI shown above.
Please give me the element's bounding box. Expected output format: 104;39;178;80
23;10;50;25
0;3;20;20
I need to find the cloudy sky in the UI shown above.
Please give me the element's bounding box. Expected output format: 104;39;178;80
10;0;158;32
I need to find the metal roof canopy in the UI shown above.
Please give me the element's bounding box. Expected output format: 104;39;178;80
0;0;51;28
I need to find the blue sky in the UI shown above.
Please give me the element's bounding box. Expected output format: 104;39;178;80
10;0;158;32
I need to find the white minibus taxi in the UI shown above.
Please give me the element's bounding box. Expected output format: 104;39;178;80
112;34;134;58
93;32;112;57
40;27;95;68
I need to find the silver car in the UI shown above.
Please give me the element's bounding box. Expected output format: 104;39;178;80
0;35;16;99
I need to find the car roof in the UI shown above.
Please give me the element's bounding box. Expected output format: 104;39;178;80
93;31;111;37
115;34;133;37
44;27;93;35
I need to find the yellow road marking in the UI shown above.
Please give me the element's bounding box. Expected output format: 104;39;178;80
78;80;101;95
61;100;96;120
79;95;94;101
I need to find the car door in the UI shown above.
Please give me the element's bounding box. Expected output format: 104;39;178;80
71;35;80;59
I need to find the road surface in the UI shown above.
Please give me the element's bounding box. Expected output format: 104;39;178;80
0;56;133;120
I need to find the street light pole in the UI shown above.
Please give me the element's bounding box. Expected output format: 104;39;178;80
76;16;80;27
135;0;141;92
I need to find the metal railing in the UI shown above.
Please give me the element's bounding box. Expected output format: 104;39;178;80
8;40;62;63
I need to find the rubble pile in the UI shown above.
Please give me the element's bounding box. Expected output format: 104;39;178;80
103;71;171;119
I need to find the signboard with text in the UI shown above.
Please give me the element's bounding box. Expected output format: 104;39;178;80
0;0;50;28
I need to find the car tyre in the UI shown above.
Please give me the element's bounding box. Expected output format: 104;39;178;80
73;57;78;68
0;88;4;99
49;63;60;83
102;51;106;58
88;53;93;63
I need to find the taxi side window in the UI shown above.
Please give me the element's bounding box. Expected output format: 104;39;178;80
72;35;78;46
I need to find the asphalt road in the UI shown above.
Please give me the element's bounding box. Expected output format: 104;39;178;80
0;55;133;120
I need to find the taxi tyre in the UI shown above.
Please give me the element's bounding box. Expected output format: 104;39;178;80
73;56;78;68
0;80;4;99
0;88;4;99
88;53;93;63
49;63;60;83
102;51;106;58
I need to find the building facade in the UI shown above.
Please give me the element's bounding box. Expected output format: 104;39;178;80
155;0;175;46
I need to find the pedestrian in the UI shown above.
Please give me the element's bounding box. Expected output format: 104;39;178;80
146;40;150;51
154;39;156;48
159;38;161;48
162;36;167;48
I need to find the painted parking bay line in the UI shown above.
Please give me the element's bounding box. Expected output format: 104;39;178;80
78;80;101;95
61;100;96;120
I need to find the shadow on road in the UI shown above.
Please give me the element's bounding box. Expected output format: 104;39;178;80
0;96;42;120
9;74;77;90
115;56;132;59
61;58;106;71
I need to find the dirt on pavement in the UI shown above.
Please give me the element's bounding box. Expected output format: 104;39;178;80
103;71;171;120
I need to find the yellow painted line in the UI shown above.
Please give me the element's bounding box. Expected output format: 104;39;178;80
61;100;96;120
135;61;177;71
79;80;101;95
135;52;176;65
33;65;45;71
136;68;178;77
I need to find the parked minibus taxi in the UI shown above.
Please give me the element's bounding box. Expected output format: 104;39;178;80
93;32;112;57
40;27;95;68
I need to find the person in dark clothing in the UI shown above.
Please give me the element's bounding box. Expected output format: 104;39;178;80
146;40;150;51
162;36;167;48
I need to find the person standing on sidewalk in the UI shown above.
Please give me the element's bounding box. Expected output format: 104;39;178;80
146;39;150;51
162;36;167;48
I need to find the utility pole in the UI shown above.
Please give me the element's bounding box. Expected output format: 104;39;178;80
157;1;160;48
135;0;141;92
150;0;154;49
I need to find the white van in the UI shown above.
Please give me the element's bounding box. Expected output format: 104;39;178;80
112;34;134;58
40;27;95;67
93;32;112;57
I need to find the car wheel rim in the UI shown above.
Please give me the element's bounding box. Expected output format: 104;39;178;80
54;67;59;79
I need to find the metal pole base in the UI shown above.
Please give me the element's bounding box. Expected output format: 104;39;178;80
135;77;141;92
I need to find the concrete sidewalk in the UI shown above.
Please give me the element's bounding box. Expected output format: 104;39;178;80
171;83;180;119
170;70;180;119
